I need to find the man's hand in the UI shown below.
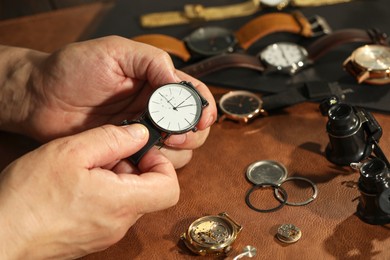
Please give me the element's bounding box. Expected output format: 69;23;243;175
0;124;180;259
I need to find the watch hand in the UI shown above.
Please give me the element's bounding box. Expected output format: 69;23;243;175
176;103;196;109
174;95;192;109
159;92;175;109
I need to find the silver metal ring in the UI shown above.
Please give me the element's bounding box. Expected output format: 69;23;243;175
274;176;318;206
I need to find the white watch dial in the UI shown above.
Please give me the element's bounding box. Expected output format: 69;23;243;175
353;45;390;70
260;42;308;74
148;83;203;133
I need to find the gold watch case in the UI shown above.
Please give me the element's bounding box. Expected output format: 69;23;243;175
343;44;390;85
180;212;243;256
218;90;266;123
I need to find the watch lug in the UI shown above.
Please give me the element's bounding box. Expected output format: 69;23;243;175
357;71;370;84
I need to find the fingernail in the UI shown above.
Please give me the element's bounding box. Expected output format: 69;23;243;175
122;124;148;140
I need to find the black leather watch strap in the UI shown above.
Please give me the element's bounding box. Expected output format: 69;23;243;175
262;81;347;111
123;115;163;165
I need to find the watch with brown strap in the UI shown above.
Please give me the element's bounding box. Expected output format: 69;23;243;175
181;28;387;77
343;44;390;85
132;11;330;62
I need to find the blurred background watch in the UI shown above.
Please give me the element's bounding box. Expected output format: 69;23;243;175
343;45;390;85
217;81;350;123
182;28;387;77
132;11;330;62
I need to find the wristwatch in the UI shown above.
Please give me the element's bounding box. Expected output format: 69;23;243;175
122;81;208;165
343;44;390;85
139;0;354;28
181;28;387;77
180;212;242;256
217;81;350;123
133;11;330;62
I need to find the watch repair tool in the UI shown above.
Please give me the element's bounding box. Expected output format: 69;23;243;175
181;212;243;256
274;176;318;206
276;224;302;243
352;157;390;225
233;245;257;260
319;97;383;166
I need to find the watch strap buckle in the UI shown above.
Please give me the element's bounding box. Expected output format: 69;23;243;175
184;4;207;21
367;28;388;45
307;15;332;37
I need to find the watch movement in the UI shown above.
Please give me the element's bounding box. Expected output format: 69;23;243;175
180;212;242;256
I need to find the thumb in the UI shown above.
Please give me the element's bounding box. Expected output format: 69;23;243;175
65;124;149;168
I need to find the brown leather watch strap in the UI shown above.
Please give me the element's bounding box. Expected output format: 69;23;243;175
235;11;314;50
131;34;191;62
306;28;388;61
180;53;264;78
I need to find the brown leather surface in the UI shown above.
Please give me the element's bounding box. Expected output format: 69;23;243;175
132;34;191;62
0;3;389;260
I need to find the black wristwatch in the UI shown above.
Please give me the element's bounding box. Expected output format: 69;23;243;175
218;81;350;123
122;81;209;164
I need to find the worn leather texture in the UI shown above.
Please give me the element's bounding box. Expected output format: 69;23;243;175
0;1;389;259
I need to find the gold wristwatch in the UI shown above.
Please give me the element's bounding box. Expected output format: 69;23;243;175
343;45;390;85
140;0;354;28
180;212;243;256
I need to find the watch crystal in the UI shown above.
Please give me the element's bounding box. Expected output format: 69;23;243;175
353;45;390;70
148;83;202;133
220;91;262;119
260;42;308;74
186;26;236;56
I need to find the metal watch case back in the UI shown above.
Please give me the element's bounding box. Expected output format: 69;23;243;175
181;212;242;256
343;44;390;85
259;42;310;75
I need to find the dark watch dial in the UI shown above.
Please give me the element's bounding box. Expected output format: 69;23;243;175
185;26;237;57
219;91;263;122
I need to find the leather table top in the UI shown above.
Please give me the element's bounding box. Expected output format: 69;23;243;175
0;1;389;259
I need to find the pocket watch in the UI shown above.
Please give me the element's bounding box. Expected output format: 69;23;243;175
343;44;390;85
122;81;209;164
180;212;242;256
